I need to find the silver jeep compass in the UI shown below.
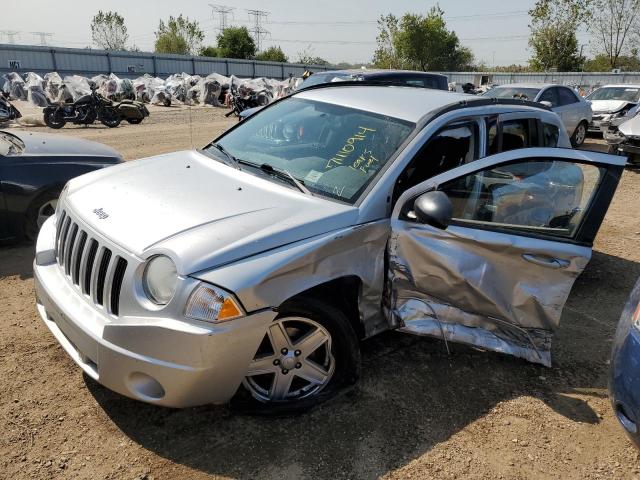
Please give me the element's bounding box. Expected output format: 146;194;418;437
34;85;624;410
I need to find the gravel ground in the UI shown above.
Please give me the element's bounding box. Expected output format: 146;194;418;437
1;101;640;479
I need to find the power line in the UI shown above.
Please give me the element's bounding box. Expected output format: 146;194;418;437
30;32;53;46
209;4;235;33
0;30;20;44
246;9;270;51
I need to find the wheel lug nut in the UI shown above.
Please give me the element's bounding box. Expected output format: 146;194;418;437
282;368;289;374
281;348;288;355
273;359;280;366
294;350;301;356
295;362;302;369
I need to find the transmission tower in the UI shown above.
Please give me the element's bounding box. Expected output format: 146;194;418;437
31;32;53;46
1;30;20;44
209;4;235;33
246;9;269;51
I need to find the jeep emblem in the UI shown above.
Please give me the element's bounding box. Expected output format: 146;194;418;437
93;208;109;220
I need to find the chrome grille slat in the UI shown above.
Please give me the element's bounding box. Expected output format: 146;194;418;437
64;224;78;275
57;216;71;265
55;209;128;317
70;231;87;285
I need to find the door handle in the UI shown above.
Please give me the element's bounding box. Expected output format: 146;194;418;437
522;253;570;269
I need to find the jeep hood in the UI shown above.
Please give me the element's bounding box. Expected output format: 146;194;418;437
64;150;358;274
591;99;636;114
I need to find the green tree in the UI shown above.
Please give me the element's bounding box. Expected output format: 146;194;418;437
255;46;288;62
372;7;474;71
199;46;219;57
216;27;256;59
583;51;640;70
589;0;640;69
528;0;587;71
91;11;129;50
154;15;204;55
296;46;330;66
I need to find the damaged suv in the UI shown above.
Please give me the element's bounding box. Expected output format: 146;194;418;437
34;85;624;410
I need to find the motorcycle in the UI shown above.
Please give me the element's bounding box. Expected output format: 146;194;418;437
0;91;22;123
225;85;271;119
42;85;121;129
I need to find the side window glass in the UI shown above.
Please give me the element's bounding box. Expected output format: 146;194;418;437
558;88;578;106
438;160;603;239
543;123;560;147
501;120;530;152
539;88;559;107
487;118;498;155
394;122;479;202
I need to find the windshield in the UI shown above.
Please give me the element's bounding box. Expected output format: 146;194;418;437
0;132;24;156
208;97;414;203
299;73;358;89
588;87;640;102
483;87;541;101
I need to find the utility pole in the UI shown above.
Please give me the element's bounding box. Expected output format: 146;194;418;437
31;32;53;46
246;9;269;52
1;30;20;44
209;4;235;33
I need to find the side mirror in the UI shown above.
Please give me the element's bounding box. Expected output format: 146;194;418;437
413;191;453;229
539;100;553;108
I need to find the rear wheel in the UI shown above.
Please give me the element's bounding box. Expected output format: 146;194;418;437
571;121;588;147
236;297;360;414
99;108;121;128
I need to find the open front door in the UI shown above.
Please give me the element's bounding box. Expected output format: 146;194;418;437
388;147;624;366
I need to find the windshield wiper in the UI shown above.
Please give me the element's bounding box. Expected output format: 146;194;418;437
210;143;240;170
256;163;311;195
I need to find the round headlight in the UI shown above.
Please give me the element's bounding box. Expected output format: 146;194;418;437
143;255;178;305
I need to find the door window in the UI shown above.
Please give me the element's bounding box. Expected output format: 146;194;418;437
487;118;536;154
538;88;559;107
558;87;579;106
395;122;479;199
438;159;603;239
543;123;560;147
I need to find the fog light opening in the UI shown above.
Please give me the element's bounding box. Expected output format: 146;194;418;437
127;372;165;401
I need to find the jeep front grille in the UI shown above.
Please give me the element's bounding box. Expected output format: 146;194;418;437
55;210;128;316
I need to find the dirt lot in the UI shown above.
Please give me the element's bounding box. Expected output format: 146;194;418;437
2;101;640;479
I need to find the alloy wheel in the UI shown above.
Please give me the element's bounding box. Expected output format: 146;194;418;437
243;317;335;402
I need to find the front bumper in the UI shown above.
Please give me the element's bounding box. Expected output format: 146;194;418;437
34;218;276;408
610;325;640;448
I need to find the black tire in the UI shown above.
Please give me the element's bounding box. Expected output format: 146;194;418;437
43;109;65;129
99;108;122;128
126;118;143;124
571;121;588;147
24;189;60;241
232;296;360;415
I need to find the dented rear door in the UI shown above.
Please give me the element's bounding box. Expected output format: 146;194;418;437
388;147;624;366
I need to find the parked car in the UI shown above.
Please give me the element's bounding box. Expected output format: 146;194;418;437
610;277;640;449
601;107;640;164
587;84;640;133
238;70;450;121
34;85;623;411
482;83;593;147
0;129;122;241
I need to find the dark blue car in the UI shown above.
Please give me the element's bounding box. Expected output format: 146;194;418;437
610;277;640;447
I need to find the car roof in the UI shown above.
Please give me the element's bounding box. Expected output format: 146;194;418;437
315;69;447;77
596;84;640;89
295;85;539;123
493;83;558;89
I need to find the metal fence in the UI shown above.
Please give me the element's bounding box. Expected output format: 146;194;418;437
0;43;330;80
441;71;640;88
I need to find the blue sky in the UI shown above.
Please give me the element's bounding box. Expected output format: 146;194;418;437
3;0;594;65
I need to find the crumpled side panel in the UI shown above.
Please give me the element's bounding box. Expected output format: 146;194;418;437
389;222;591;365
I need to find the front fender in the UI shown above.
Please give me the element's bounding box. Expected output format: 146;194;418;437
192;220;390;336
